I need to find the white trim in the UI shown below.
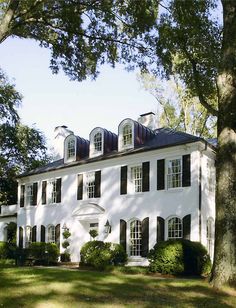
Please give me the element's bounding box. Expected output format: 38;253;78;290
118;119;134;151
89;127;104;158
64;134;76;163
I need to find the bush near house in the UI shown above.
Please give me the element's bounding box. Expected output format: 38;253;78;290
148;239;211;276
15;243;60;266
0;241;16;260
80;241;127;270
0;241;8;259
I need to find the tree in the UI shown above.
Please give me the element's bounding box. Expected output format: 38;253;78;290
0;69;50;205
0;0;235;287
138;73;217;138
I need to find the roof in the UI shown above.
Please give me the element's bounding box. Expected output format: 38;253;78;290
18;127;214;178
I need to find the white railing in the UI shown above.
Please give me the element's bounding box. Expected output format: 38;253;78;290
0;204;17;216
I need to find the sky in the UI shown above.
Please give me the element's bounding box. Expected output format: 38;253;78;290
0;37;157;148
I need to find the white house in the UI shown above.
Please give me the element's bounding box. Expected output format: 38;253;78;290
0;112;216;264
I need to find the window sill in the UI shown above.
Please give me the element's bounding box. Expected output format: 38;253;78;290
125;193;144;198
166;187;184;193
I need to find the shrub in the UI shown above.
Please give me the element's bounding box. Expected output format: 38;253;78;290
148;239;211;276
0;241;8;259
28;242;60;265
62;240;70;249
80;241;127;270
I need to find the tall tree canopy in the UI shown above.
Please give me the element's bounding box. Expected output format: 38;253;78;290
0;69;50;205
0;0;235;287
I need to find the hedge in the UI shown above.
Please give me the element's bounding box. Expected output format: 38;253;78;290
80;241;127;270
148;239;212;276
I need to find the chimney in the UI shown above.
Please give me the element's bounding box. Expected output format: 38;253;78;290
53;125;74;161
138;112;158;130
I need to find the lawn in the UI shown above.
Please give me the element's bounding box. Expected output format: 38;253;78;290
0;265;235;308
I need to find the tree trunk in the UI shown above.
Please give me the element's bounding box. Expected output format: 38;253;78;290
210;0;236;288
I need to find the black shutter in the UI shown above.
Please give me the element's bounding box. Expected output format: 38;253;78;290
19;227;23;248
142;162;150;192
41;225;45;242
56;178;61;203
94;170;101;198
120;219;127;252
141;217;149;257
77;174;83;200
32;226;37;242
120;166;127;195
32;183;38;206
183;214;191;240
182;154;191;187
42;181;47;204
157;159;165;190
55;224;60;248
157;216;165;242
20;185;25;207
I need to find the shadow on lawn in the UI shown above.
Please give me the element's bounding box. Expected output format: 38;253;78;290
0;266;235;307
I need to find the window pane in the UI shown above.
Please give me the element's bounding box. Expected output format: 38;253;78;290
48;181;57;204
123;125;132;146
130;220;142;256
26;185;33;205
86;172;95;198
48;226;55;243
168;217;182;239
25;226;32;248
94;133;102;152
167;159;182;188
131;166;142;193
67;138;75;159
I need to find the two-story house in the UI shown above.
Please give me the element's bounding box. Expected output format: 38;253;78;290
0;112;216;264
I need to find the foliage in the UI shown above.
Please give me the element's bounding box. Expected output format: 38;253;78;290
62;230;71;239
89;229;98;239
15;242;60;265
0;0;158;81
5;222;16;244
61;227;71;261
0;241;16;259
148;240;211;276
62;240;69;249
0;241;8;259
138;73;217;138
0;69;50;205
80;241;127;270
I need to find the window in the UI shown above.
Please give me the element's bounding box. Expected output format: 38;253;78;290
131;166;142;193
123;124;132;146
168;217;182;239
207;218;214;260
86;172;95;198
48;225;55;243
167;159;182;189
130;220;142;256
47;179;61;204
26;184;33;206
67;138;75;160
48;180;57;204
94;132;102;152
25;226;32;248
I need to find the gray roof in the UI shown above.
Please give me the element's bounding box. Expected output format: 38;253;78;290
18;128;214;178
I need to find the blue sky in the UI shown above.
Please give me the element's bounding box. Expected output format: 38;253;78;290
0;37;156;147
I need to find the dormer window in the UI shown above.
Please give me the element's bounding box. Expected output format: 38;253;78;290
123;124;132;146
118;119;134;151
64;135;76;163
89;128;104;158
94;132;102;152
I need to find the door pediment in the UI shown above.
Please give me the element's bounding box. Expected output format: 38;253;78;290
72;203;105;221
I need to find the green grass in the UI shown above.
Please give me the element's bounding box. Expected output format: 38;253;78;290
0;265;235;307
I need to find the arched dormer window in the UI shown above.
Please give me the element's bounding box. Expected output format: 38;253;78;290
118;119;134;151
64;134;76;163
94;132;102;152
89;128;104;158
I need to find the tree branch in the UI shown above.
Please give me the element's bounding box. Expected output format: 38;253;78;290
0;0;20;43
